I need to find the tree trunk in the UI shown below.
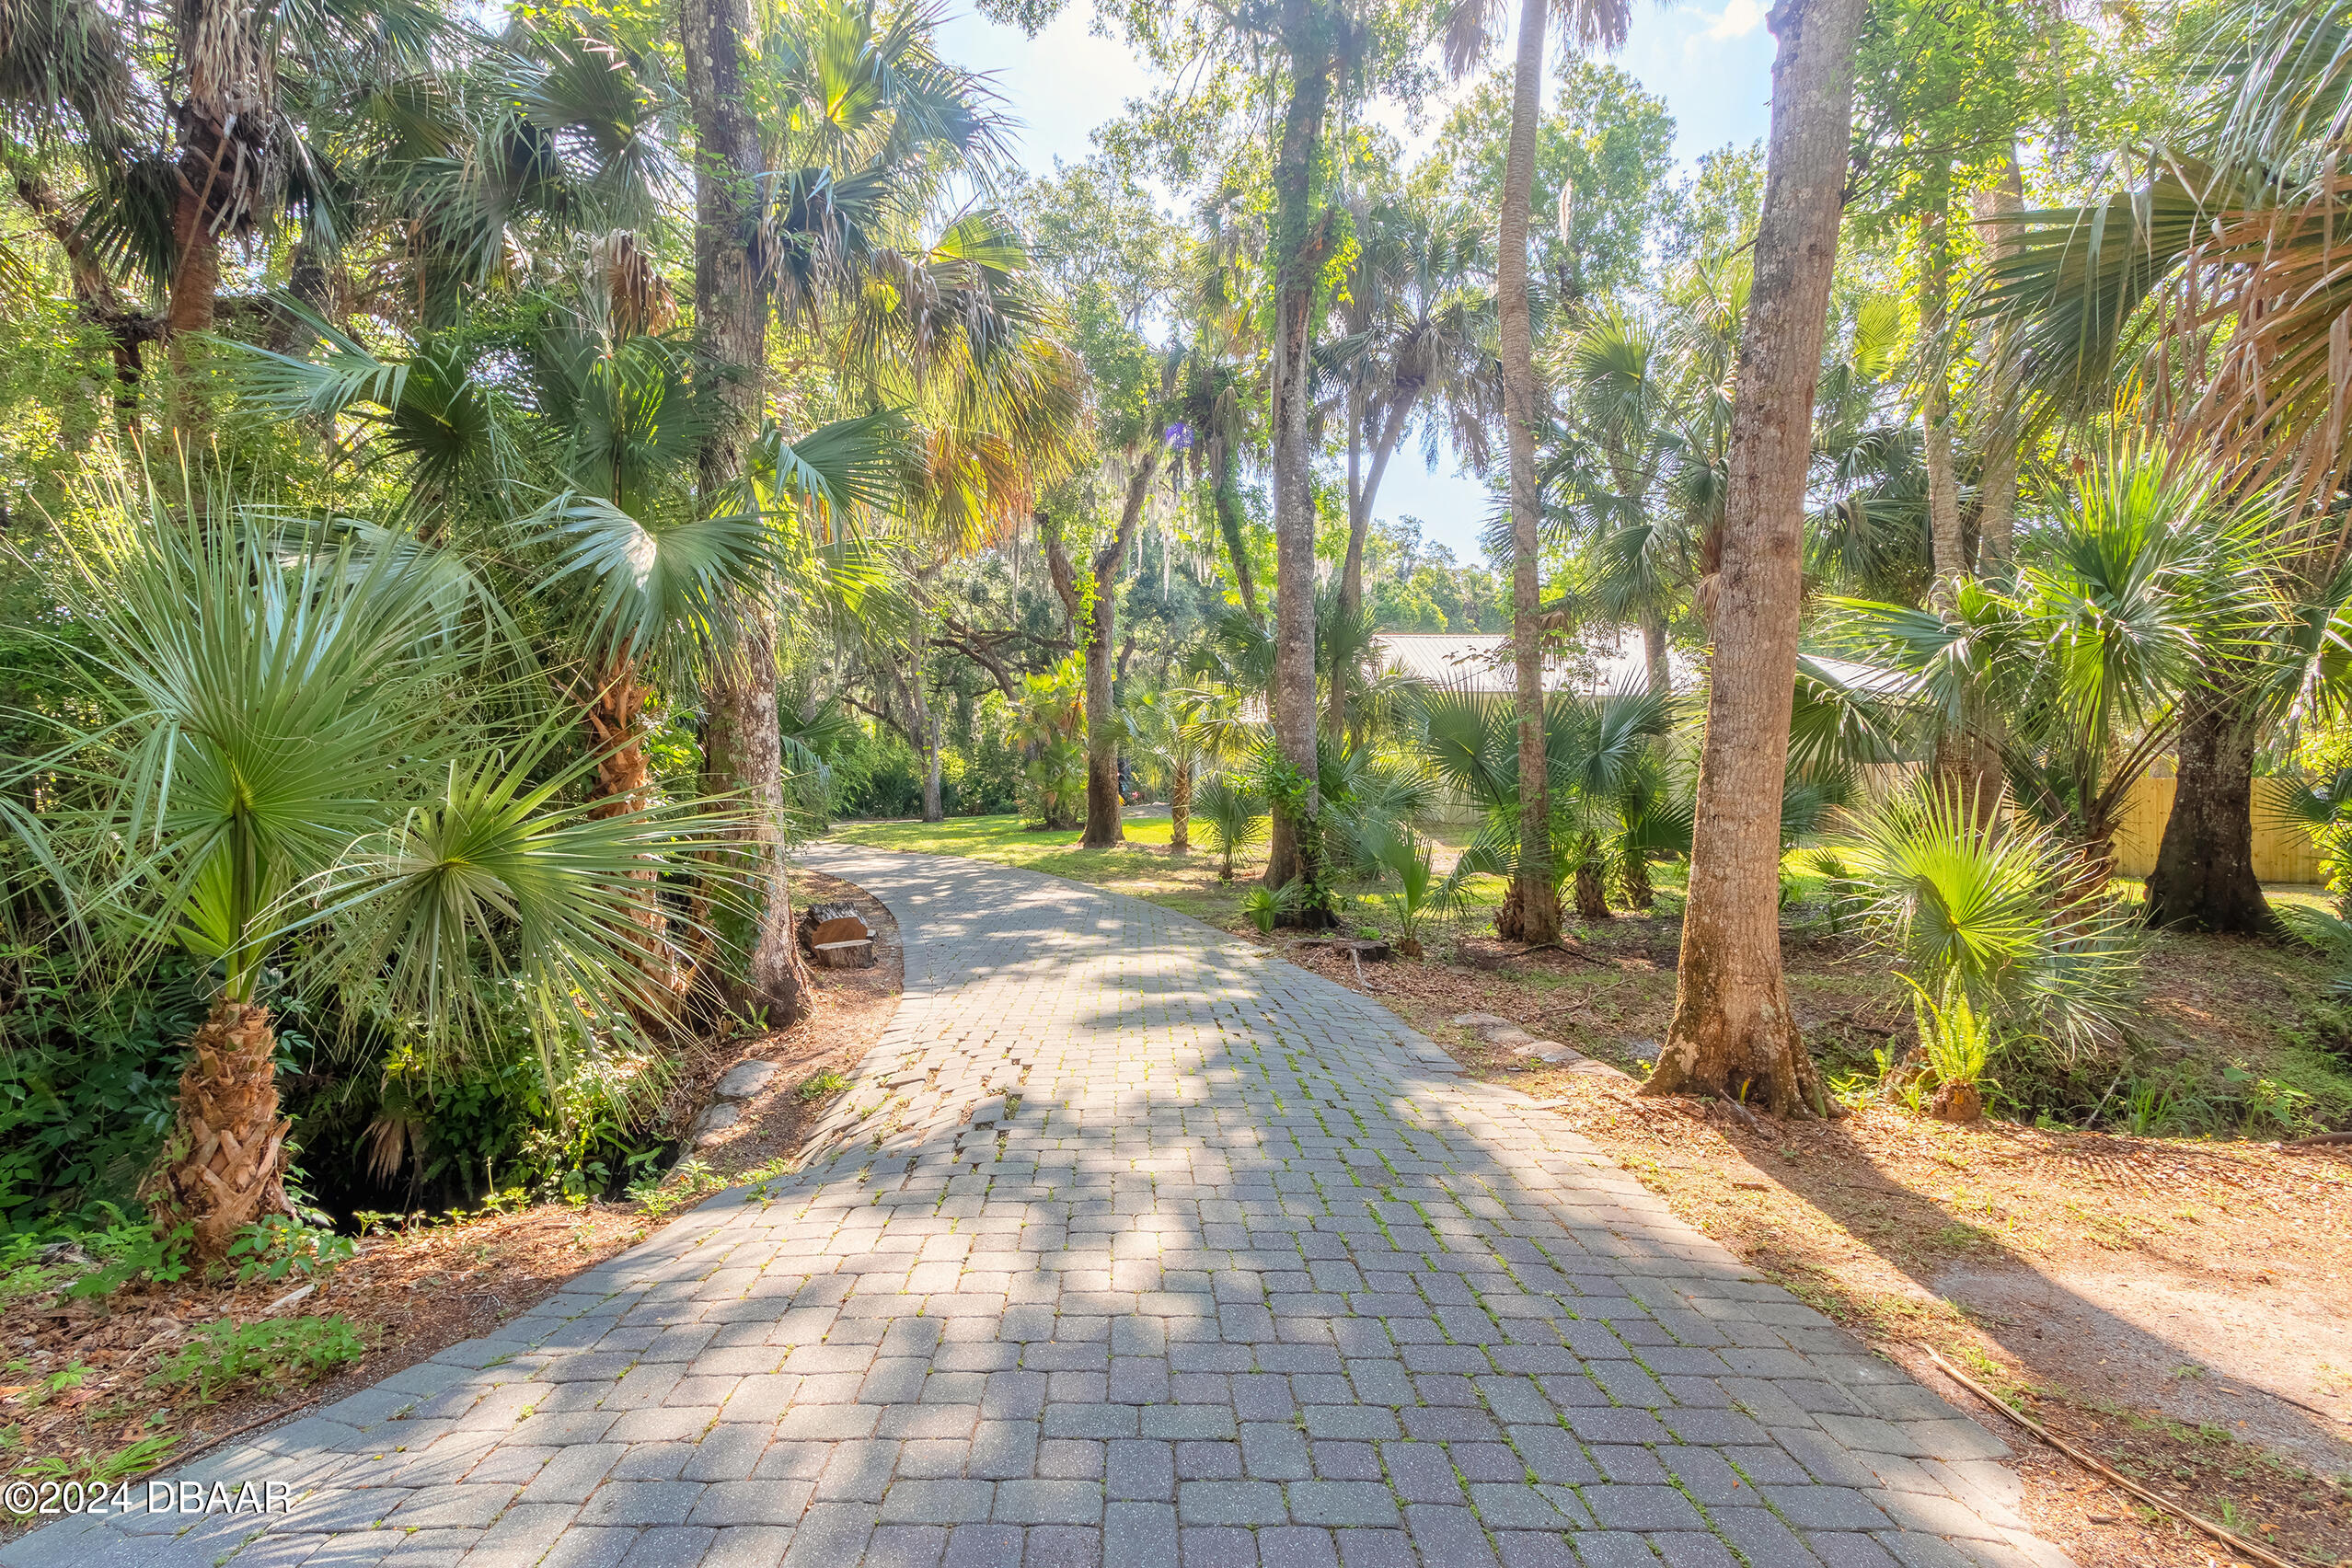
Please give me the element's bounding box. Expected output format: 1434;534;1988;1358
1574;856;1611;921
923;701;945;823
1499;2;1561;947
1620;849;1654;910
1971;151;2025;568
700;617;813;1026
2147;679;2278;934
586;656;654;817
166;0;273;435
1170;763;1192;851
1640;605;1669;695
1264;0;1336;892
147;999;291;1260
1644;0;1866;1117
1330;389;1415;737
686;0;810;1026
1920;179;1966;600
166;183;219;433
1046;458;1160;848
1213;438;1260;616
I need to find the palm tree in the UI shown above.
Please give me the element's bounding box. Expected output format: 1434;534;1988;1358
1642;0;1874;1117
13;486;739;1257
1412;676;1675;928
1128;686;1214;851
1444;0;1637;949
1978;0;2352;934
1827;443;2277;892
1325;195;1499;672
1193;773;1269;881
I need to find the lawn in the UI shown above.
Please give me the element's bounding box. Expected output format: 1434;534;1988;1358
822;808;1520;937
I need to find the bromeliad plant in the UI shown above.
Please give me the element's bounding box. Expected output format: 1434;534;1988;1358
9;478;748;1258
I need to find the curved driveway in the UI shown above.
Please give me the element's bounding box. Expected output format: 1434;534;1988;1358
6;847;2067;1568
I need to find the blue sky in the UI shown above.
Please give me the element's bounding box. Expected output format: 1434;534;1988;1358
932;1;1776;565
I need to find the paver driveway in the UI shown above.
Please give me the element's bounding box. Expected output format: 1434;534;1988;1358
6;847;2070;1568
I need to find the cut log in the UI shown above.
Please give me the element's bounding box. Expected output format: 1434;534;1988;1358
811;939;875;969
800;902;870;951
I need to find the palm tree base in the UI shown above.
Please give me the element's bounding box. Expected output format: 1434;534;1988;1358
145;998;294;1258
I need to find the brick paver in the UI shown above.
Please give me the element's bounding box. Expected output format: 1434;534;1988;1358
5;848;2070;1568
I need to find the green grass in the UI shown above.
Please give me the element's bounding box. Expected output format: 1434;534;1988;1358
822;810;1528;937
825;811;1271;929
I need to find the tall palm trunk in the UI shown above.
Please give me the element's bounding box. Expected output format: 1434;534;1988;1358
167;0;276;432
686;0;812;1025
1920;184;2000;825
1971;152;2024;567
1640;605;1668;694
1644;0;1867;1116
1083;458;1159;847
1170;764;1193;851
1330;387;1416;736
147;999;292;1258
1263;0;1336;896
1920;180;1966;598
1499;0;1561;947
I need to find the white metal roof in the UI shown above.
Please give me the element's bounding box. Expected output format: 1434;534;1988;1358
1373;631;1689;694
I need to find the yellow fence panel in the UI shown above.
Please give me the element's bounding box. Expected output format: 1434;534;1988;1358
2109;776;2323;884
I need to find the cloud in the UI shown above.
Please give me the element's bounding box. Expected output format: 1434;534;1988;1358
1701;0;1765;40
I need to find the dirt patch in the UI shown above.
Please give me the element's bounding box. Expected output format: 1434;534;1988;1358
0;866;904;1512
1278;929;2352;1568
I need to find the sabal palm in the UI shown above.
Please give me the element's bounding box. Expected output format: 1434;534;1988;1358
1979;0;2351;505
1830;444;2276;883
15;486;735;1256
1127;688;1213;850
229;295;902;821
1414;677;1675;922
1449;0;1638;947
1193;773;1269;882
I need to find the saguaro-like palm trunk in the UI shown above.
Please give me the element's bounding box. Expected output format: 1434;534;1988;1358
1329;388;1417;736
686;0;813;1026
1645;0;1867;1115
1265;0;1336;893
1499;0;1562;947
1212;438;1261;616
147;1000;291;1258
586;655;655;816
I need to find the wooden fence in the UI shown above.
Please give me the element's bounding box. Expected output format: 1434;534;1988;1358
2108;776;2323;883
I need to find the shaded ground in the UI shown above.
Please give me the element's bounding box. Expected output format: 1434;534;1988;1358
836;813;2352;1567
7;847;2070;1568
0;869;902;1513
1285;924;2352;1568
